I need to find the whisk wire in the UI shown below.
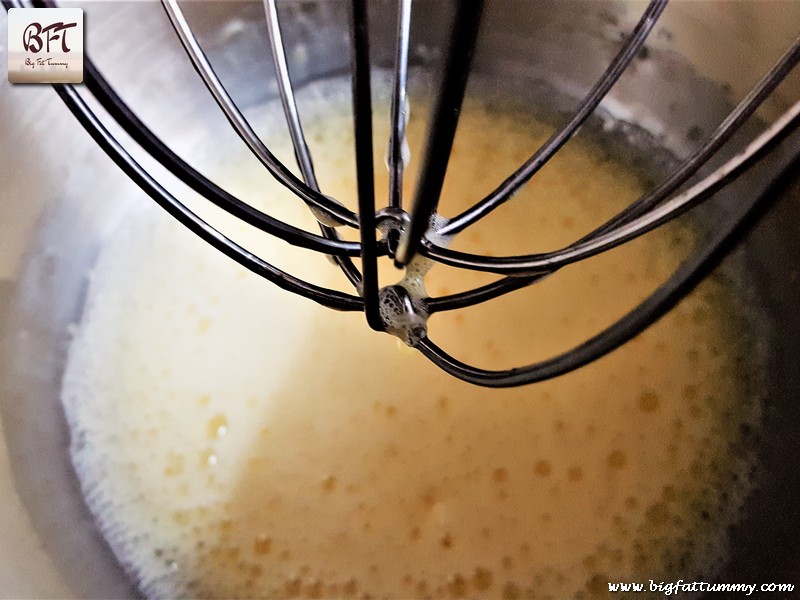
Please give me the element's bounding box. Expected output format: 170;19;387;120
262;0;363;288
14;0;366;310
51;81;365;311
394;0;485;266
349;0;383;330
263;0;320;191
387;0;412;212
423;36;800;312
81;59;363;257
586;36;800;240
420;41;800;276
161;0;358;228
419;123;800;387
438;0;670;237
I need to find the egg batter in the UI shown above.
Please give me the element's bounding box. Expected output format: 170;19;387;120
61;78;761;599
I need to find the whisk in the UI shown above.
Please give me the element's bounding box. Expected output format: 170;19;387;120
5;0;800;387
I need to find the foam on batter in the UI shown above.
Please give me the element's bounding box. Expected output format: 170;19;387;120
61;77;761;599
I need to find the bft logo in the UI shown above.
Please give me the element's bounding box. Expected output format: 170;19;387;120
7;7;84;84
22;21;78;54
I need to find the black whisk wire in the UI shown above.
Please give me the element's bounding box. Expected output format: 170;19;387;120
349;0;382;330
394;0;485;267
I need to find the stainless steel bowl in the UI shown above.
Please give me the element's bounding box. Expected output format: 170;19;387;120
1;1;799;597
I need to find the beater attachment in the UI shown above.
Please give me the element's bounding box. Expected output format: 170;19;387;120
5;0;800;386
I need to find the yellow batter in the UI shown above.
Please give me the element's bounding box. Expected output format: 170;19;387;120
61;78;760;599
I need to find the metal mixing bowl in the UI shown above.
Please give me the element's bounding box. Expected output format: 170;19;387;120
1;1;799;597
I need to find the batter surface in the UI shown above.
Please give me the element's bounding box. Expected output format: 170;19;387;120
61;78;760;599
